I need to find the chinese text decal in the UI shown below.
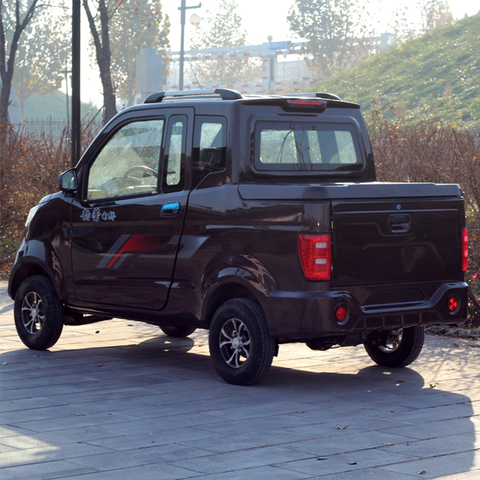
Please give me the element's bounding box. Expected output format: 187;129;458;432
81;208;116;222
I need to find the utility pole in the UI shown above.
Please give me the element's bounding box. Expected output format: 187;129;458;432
59;67;72;132
179;0;201;91
71;0;81;166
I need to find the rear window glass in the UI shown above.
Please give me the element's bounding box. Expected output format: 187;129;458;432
254;121;362;171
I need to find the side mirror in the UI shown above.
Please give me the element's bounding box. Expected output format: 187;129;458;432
57;169;78;193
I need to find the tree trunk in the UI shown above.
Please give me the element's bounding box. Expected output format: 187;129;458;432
0;72;12;123
83;0;118;124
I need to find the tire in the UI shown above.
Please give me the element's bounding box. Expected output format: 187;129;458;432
364;326;425;368
14;275;64;350
209;298;275;386
159;325;196;337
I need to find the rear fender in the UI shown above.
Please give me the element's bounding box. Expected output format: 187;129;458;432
201;254;278;326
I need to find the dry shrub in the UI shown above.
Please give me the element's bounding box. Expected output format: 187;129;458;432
368;110;480;327
0;123;99;278
1;114;479;326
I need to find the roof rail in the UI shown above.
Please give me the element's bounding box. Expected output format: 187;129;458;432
316;92;342;101
144;88;243;104
285;92;342;101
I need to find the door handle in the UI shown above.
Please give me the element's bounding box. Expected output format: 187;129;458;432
161;202;180;216
389;213;410;233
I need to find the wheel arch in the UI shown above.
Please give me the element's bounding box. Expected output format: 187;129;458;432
9;259;56;300
202;273;266;328
200;252;278;328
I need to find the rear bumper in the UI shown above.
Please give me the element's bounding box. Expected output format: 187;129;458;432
263;281;468;339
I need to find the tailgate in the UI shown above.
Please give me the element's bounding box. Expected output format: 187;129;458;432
332;196;465;287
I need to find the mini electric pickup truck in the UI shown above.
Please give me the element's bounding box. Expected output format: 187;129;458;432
9;89;469;385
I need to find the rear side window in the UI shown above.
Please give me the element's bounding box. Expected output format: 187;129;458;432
192;116;227;187
254;121;362;172
163;115;187;192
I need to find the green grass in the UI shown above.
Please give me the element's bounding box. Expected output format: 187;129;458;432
317;13;480;129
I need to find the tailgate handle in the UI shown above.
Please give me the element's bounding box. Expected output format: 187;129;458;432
389;213;410;233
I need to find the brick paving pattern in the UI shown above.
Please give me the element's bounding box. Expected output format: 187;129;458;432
1;282;479;479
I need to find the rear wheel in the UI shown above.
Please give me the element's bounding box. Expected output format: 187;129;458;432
209;298;275;386
159;325;196;337
364;326;425;368
14;275;64;350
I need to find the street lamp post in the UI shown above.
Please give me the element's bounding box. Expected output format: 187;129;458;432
179;0;201;91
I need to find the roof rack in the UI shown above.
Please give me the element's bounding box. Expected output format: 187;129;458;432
144;88;243;104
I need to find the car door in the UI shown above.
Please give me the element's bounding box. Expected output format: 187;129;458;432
69;108;193;310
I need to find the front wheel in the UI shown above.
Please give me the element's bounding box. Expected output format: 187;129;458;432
364;326;425;368
159;325;196;338
14;275;64;350
209;299;275;386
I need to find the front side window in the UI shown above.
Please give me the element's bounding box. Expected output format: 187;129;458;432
87;119;164;201
254;121;362;172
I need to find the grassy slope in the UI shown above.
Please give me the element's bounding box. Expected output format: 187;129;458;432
317;13;480;128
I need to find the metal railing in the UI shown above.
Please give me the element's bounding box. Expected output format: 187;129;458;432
12;118;102;139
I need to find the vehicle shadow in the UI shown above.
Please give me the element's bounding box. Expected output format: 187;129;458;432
0;333;476;478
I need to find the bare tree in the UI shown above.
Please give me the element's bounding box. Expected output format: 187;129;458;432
190;0;259;86
287;0;366;78
0;0;41;124
110;0;170;107
83;0;122;123
13;9;70;118
422;0;453;32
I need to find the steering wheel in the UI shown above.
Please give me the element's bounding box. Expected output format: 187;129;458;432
122;165;158;179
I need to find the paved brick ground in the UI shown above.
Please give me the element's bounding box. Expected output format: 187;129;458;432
1;281;479;479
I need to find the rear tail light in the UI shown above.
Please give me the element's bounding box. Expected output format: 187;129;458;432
298;234;331;281
462;228;468;272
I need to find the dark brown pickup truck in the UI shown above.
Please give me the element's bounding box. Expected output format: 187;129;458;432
9;89;468;385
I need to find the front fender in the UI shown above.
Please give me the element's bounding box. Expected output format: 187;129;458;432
9;239;64;301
